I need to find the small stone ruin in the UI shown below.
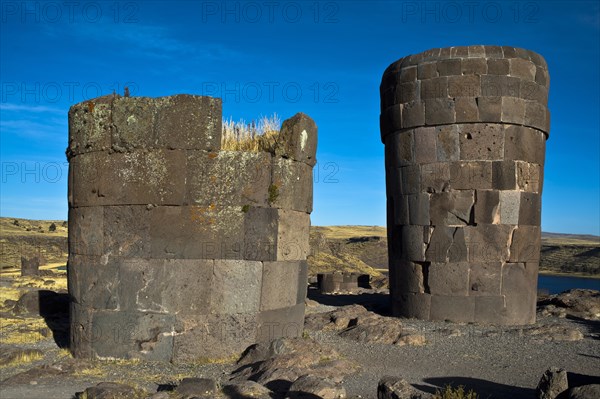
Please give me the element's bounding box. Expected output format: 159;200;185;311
317;272;371;293
381;46;550;324
67;94;317;362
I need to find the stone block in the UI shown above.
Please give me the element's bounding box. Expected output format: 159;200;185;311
296;261;309;304
380;104;403;135
70;302;93;358
425;226;455;262
421;163;450;193
391;293;431;319
319;272;343;293
150;205;246;259
454;97;479;123
276;209;311;261
437;59;462;76
484;45;503;58
502;46;517;58
408;193;430;225
509;58;536;80
447;228;468;262
402;101;425;128
468;262;502;295
509;225;541;262
104;206;150;258
459;123;504;160
519;192;541;226
450;46;468;58
385;131;414;168
501;97;526;124
461;58;487;75
474;190;500;224
430;191;474;226
516;161;540;192
111;97;157;150
69;152;107;207
425;98;455;125
271;158;313;212
401;225;428;261
418;62;438;79
524;100;548;132
413;127;437;163
474;296;507;324
69;206;104;256
210;259;262;314
20;256;40;277
68;98;113;156
380;86;396;110
477;97;502;122
430;295;474;323
499;190;521;225
172;313;258;362
467;45;485;58
274;113;318;166
421;77;448;99
486;59;510;75
118;258;213;314
91;310;176;361
399;165;421;194
520;81;548;105
100;149;187;206
393;195;409;225
448;75;481;98
481;75;520;97
504;125;546;165
435;125;460;161
256;303;305;342
535;67;549;86
428;262;469;295
261;261;303;311
492;161;517;190
155;94;222;151
68;254;119;310
501;262;538;324
464;225;514;262
449;161;492;189
186;150;272;208
397;81;419;103
391;260;425;293
399;66;417;82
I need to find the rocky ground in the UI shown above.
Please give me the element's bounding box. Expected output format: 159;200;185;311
0;265;599;399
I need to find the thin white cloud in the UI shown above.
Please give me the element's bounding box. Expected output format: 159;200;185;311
0;103;64;114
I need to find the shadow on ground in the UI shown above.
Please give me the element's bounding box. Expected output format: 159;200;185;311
38;290;70;348
416;376;535;399
306;287;390;315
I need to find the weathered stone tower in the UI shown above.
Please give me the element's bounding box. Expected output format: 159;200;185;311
67;94;316;362
381;46;549;325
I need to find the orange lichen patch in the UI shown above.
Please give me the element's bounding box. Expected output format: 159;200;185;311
87;101;95;113
208;152;218;159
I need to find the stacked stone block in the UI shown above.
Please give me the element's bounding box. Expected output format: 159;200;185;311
381;46;549;325
67;94;317;362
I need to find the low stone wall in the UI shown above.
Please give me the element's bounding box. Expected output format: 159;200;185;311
381;46;549;325
317;272;371;293
67;94;317;362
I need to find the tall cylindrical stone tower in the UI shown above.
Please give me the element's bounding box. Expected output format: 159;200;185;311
67;94;317;362
380;46;549;325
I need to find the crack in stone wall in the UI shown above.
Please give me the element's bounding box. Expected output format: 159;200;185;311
381;45;549;325
68;94;317;362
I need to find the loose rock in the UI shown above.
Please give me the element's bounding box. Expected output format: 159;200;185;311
287;375;346;399
536;367;568;399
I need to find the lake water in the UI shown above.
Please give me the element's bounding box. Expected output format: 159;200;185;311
538;274;600;294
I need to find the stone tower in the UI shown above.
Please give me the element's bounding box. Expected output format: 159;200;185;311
380;46;549;324
67;94;316;362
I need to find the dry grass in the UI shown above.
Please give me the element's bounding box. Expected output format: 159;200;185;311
434;385;479;399
0;349;44;367
0;317;48;344
308;252;382;277
0;287;22;310
10;273;68;291
312;225;387;240
221;114;281;152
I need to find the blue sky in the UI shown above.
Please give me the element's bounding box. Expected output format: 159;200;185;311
1;0;599;235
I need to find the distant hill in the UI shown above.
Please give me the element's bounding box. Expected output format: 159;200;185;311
1;218;598;277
